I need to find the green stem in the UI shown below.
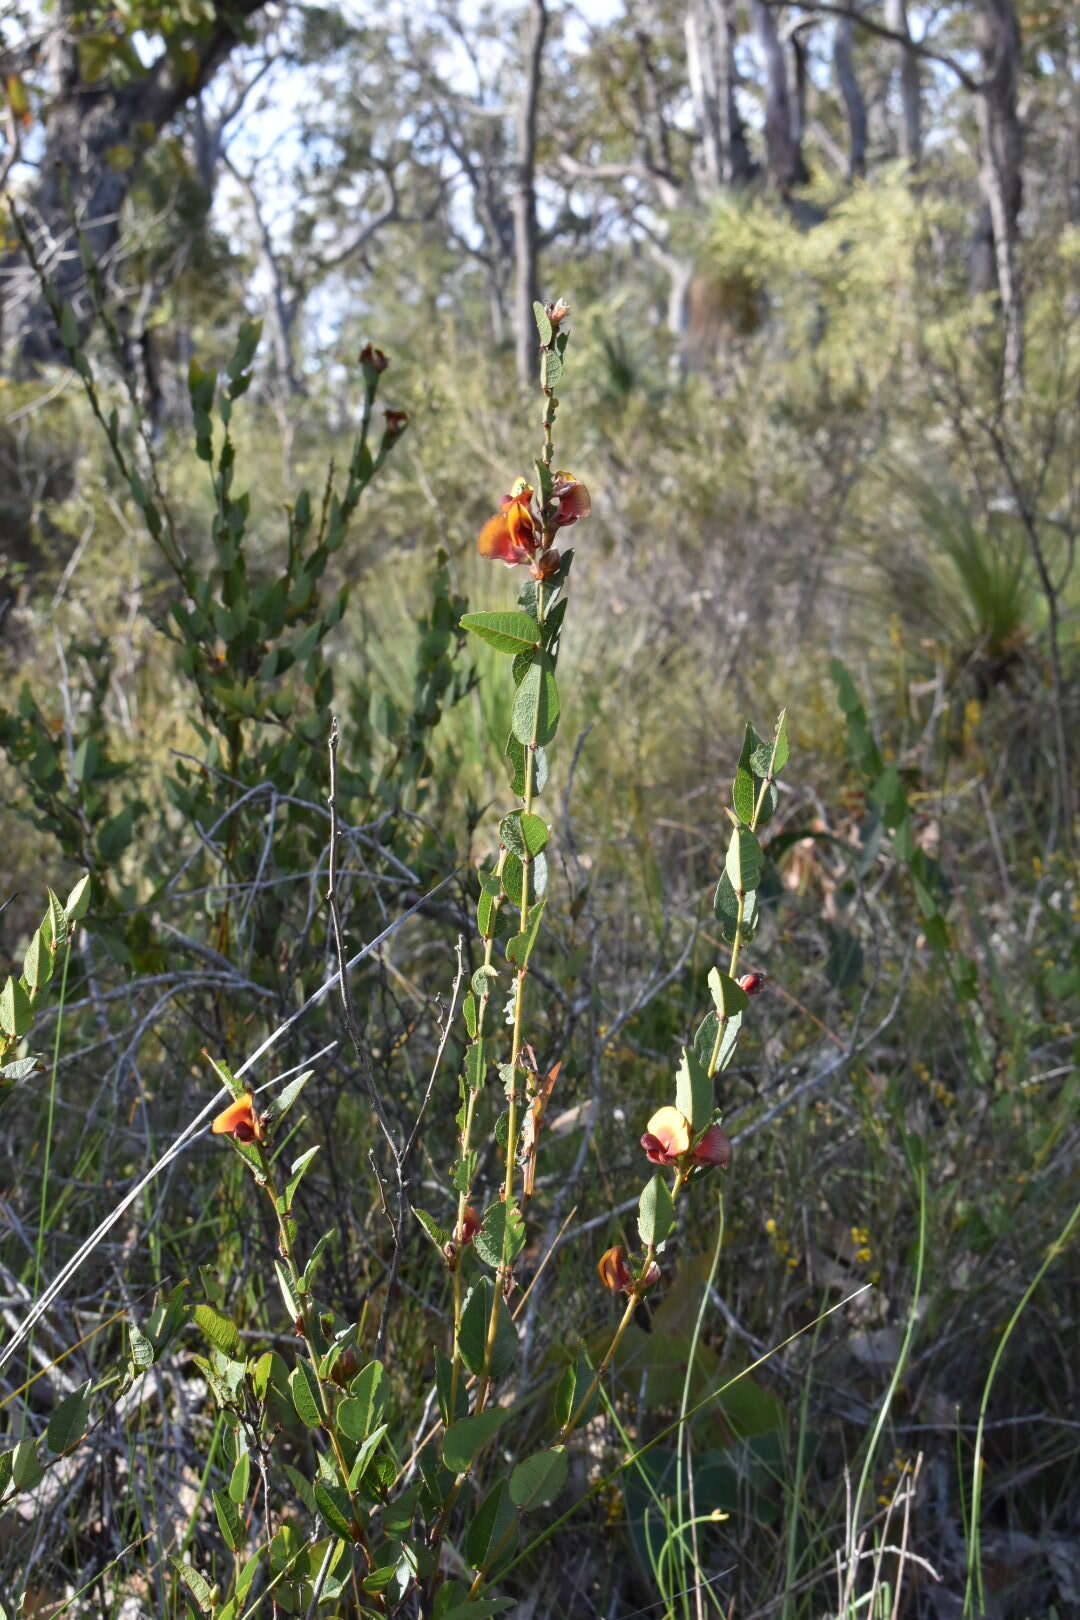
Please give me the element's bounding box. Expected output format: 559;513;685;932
476;582;547;1408
448;869;505;1416
253;1149;378;1588
707;743;780;1078
34;937;72;1305
675;1198;725;1620
560;1166;690;1442
963;1193;1080;1617
483;1288;872;1598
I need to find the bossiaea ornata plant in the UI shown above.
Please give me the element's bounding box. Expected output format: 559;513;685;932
159;303;791;1617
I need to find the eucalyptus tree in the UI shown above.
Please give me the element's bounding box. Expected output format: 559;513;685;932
1;0;274;365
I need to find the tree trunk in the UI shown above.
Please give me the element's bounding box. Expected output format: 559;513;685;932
750;0;808;192
885;0;921;166
976;0;1024;394
6;0;267;370
685;0;753;191
717;0;754;184
513;0;548;388
685;0;724;191
833;17;867;179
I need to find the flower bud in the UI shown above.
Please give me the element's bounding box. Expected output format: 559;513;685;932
691;1124;732;1169
530;547;562;581
330;1347;360;1387
359;343;389;373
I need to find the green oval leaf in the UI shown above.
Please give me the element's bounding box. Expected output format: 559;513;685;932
506;736;548;798
501;852;524;909
129;1323;155;1370
713;872;758;944
45;1382;90;1454
708;968;750;1018
771;708;790;774
288;1362;323;1428
194;1303;242;1361
732;765;756;826
346;1359;386;1436
505;898;546;968
46;888;68;951
412;1208;450;1257
459;1280;517;1381
725;827;764;893
346;1421;390;1489
442;1407;509;1473
213;1487;244;1552
541;349;563;391
313;1480;354;1541
511;657;559;746
465;1479;516;1569
263;1070;313;1128
473;1202;526;1270
171;1561;213;1613
460;611;541;656
229;1450;251;1506
11;1436;44;1492
0;976;32;1040
638;1173;674;1247
22;927;49;993
675;1047;713;1133
499;811;549;859
274;1259;300;1321
509;1446;568;1510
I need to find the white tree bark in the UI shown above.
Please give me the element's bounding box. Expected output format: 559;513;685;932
885;0;922;166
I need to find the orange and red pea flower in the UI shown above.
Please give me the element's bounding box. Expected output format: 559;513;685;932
477;473;590;568
640;1105;731;1169
598;1245;633;1292
211;1092;263;1144
598;1245;661;1294
640;1105;691;1164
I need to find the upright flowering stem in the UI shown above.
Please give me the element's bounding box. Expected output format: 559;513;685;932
707;725;786;1080
250;1147;376;1582
559;1169;688;1442
429;304;590;1593
474;304;579;1405
575;712;790;1469
449;850;505;1414
477;578;546;1407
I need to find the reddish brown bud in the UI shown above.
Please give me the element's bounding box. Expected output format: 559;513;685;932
639;1258;662;1289
330;1347;361;1387
691;1124;732;1169
530;547;562;581
359;343;389;372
